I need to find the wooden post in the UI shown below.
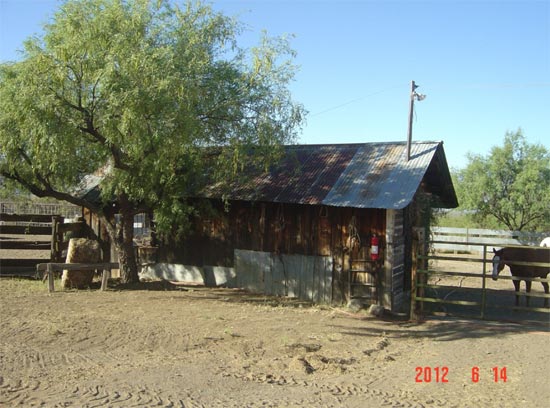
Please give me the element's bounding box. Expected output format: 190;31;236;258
406;81;416;161
51;216;59;262
101;268;110;291
410;231;419;321
47;263;54;293
421;228;429;316
410;227;426;321
347;255;352;302
480;244;488;319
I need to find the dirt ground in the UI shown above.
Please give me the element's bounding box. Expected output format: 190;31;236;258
1;273;549;408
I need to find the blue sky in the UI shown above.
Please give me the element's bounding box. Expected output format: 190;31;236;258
1;0;549;170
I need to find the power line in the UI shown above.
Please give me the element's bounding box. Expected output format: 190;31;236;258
310;84;406;117
309;81;550;118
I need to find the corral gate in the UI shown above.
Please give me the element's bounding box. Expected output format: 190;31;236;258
0;213;53;276
0;202;83;277
411;229;550;324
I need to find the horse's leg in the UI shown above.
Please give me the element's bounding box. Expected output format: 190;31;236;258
542;281;549;308
525;279;532;307
512;279;521;307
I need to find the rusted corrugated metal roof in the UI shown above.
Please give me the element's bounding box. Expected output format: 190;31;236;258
78;141;458;210
206;141;457;209
224;144;357;205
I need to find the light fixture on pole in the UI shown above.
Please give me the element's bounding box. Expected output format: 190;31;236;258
407;80;426;161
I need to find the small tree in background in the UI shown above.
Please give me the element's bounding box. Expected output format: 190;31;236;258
455;130;550;231
0;0;306;283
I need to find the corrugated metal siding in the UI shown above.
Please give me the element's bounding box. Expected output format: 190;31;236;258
235;249;333;303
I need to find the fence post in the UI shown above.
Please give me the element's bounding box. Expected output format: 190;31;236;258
47;263;54;293
101;268;110;291
51;216;64;262
410;227;425;321
410;232;419;321
480;245;488;319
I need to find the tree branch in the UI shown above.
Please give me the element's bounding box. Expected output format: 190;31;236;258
1;169;101;215
50;84;130;171
17;148;55;191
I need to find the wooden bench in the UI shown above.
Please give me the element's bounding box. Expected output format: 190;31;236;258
36;262;119;292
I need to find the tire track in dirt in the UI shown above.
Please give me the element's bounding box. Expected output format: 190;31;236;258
0;376;42;407
222;369;451;407
0;340;109;374
0;376;198;407
222;367;513;408
211;334;507;408
2;281;547;407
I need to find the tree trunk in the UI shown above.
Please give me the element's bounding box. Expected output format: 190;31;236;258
115;194;139;284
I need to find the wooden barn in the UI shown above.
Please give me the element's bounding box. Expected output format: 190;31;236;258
142;141;458;312
78;141;456;312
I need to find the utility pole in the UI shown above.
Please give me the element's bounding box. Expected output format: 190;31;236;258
407;80;426;161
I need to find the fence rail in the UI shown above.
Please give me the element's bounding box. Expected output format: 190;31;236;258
0;213;54;277
0;211;88;277
412;237;550;324
432;227;548;253
0;201;81;218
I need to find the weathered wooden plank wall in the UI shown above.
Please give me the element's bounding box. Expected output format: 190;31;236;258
159;199;386;303
162;200;385;261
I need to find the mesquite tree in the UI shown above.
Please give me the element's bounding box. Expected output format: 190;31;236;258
0;0;305;283
455;130;550;231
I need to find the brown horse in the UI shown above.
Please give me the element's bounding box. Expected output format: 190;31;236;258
492;247;550;307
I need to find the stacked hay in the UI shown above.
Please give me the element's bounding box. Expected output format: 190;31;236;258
61;238;101;289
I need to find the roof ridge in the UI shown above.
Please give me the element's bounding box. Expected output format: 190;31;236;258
285;140;442;148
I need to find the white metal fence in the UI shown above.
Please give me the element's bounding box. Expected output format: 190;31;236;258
432;227;549;253
0;201;81;218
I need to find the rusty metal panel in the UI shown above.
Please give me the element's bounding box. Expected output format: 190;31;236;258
267;145;357;205
223;144;357;205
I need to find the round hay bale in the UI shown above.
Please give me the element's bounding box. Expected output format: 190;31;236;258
61;238;101;289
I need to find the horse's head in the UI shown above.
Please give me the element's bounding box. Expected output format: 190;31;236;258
492;248;505;280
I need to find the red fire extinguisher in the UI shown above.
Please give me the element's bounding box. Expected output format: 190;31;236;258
370;234;380;261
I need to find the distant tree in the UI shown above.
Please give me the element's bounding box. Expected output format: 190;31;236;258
455;130;550;231
0;0;305;283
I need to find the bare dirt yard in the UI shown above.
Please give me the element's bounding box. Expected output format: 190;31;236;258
1;273;549;408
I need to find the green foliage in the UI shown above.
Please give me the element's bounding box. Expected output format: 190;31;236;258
454;130;550;231
436;210;503;229
0;0;306;232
